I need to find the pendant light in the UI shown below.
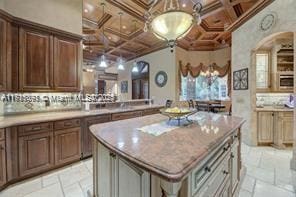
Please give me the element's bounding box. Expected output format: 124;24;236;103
99;2;108;68
144;0;202;51
132;60;139;73
117;12;125;70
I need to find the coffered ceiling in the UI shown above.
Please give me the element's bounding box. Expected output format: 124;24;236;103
82;0;272;63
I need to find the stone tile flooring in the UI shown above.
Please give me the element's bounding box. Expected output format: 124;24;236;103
0;143;295;197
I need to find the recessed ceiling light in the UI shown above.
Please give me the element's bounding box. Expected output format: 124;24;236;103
108;36;112;40
84;8;89;13
182;3;186;8
122;25;126;29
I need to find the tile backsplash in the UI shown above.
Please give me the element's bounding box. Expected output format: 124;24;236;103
256;93;292;106
1;93;81;115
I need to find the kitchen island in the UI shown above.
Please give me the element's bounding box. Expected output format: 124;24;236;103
90;112;245;197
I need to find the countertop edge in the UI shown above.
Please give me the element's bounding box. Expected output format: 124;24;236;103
0;105;164;129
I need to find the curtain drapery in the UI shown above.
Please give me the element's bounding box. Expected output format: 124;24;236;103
179;60;232;96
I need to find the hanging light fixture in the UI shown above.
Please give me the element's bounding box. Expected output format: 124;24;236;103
117;12;125;70
132;60;139;73
144;0;202;51
99;2;108;68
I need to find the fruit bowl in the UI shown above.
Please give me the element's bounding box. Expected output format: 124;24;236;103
160;107;197;125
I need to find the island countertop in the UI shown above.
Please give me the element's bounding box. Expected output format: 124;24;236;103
90;112;245;182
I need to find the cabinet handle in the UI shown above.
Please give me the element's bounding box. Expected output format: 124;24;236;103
231;153;234;158
234;135;238;138
109;152;116;158
205;167;211;172
31;126;41;131
0;145;5;150
223;170;229;175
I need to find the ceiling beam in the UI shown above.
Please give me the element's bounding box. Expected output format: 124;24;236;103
220;0;239;22
226;0;275;32
105;0;145;22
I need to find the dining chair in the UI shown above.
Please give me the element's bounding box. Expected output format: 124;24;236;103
165;100;173;108
188;100;195;109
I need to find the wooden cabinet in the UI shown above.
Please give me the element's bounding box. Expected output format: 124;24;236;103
112;111;142;121
142;108;161;116
53;36;80;92
94;143;150;197
18;132;54;177
0;18;11;92
19;28;53;91
258;111;293;147
0;129;6;187
83;115;111;158
277;112;293;144
230;137;240;195
54;127;81;165
257;112;274;144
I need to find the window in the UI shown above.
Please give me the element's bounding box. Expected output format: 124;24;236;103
256;53;269;89
180;74;228;100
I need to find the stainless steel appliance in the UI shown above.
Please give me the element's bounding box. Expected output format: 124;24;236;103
278;73;294;90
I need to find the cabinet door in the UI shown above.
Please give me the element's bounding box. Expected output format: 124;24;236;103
0;141;6;186
19;132;54;177
231;139;239;195
19;27;53;91
53;36;80;92
83;115;111;158
0;18;7;91
278;112;293;144
54;127;81;165
257;112;274;143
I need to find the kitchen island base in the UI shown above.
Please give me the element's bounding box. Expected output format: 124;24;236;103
93;127;242;197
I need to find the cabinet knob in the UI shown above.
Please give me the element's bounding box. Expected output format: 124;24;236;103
205;167;211;172
109;152;116;158
231;153;234;158
223;170;229;175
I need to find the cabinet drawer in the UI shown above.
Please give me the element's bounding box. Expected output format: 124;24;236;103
191;141;231;195
0;129;4;141
142;108;161;116
112;111;142;121
54;119;80;130
18;122;53;136
86;115;111;126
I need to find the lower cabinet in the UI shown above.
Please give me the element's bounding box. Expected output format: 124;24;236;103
257;111;293;146
82;115;111;158
257;112;274;144
18;132;54;177
54;127;81;165
277;112;293;144
95;143;150;197
0;135;6;187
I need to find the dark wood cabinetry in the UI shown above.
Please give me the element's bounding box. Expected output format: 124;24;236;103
53;36;80;92
112;111;142;121
0;17;11;92
83;115;111;158
0;129;6;187
18;131;54;177
54;127;81;165
19;28;53;91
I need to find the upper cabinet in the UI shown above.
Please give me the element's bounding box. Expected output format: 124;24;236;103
53;36;80;92
256;52;270;91
19;28;53;91
0;17;11;92
0;10;82;93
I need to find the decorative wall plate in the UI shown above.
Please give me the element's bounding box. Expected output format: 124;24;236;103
260;13;276;31
233;68;248;90
155;71;168;87
120;81;128;93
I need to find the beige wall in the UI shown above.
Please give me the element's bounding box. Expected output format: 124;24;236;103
2;0;82;35
231;0;296;169
118;48;177;105
176;47;231;67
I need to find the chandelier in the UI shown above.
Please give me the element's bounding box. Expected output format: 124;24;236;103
200;64;219;87
144;0;203;51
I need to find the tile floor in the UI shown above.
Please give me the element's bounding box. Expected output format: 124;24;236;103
0;143;295;197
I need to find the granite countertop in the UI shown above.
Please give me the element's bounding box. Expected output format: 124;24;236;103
0;105;163;129
90;112;245;182
256;106;294;112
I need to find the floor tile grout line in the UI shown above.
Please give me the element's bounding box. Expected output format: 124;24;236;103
57;173;66;197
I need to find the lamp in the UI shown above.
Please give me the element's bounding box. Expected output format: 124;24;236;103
117;12;125;70
132;61;139;73
99;2;108;68
99;54;107;68
144;0;202;51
